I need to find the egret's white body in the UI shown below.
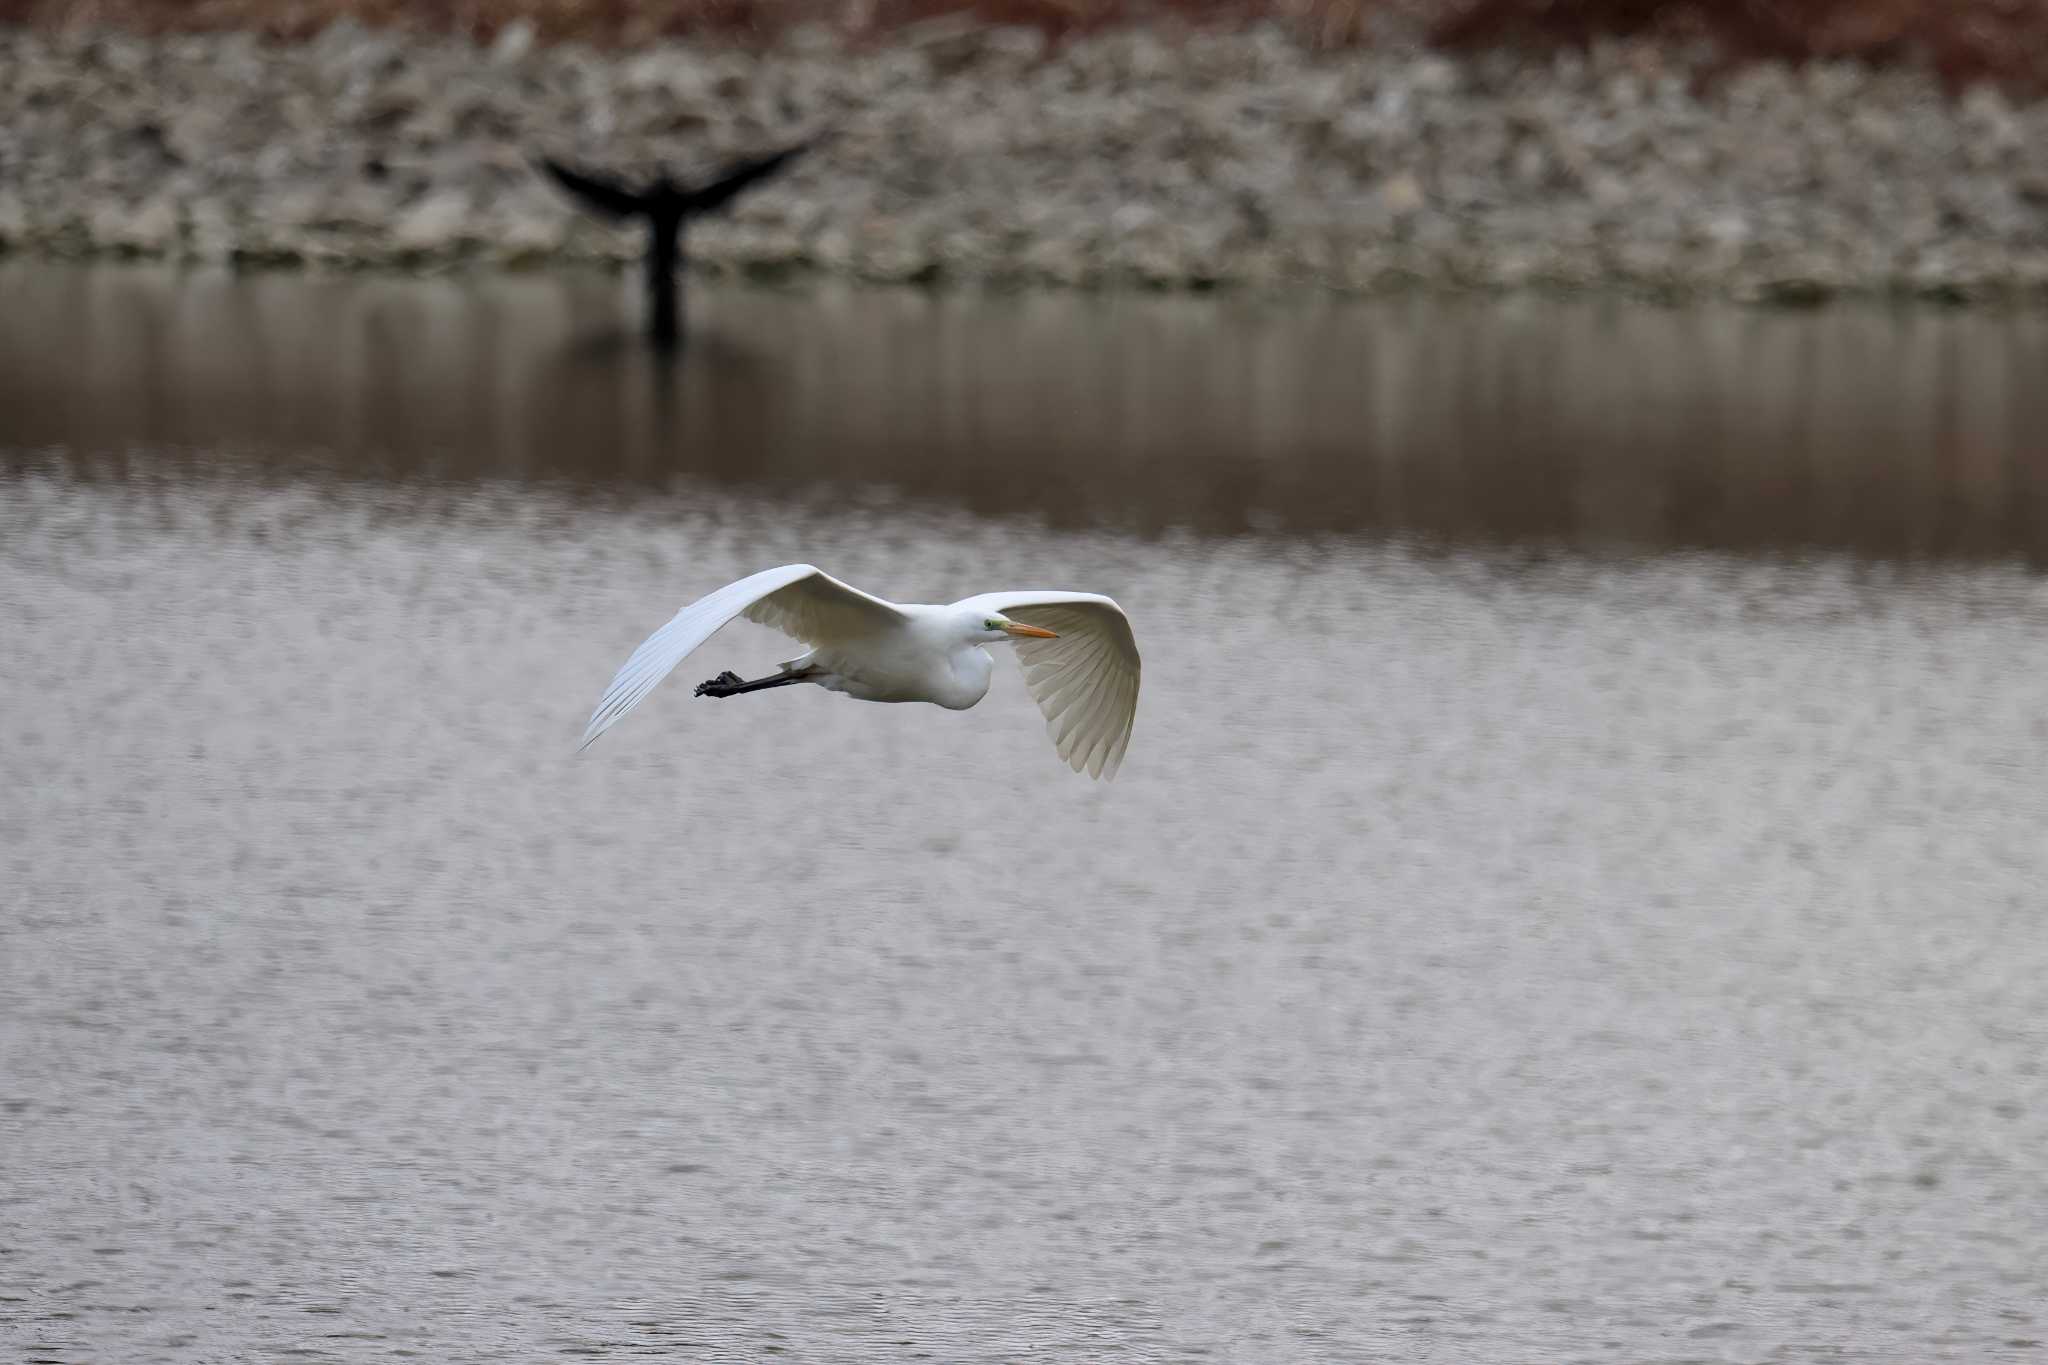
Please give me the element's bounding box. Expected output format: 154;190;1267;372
580;564;1141;778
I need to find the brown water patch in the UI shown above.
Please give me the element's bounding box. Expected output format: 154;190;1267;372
3;263;2046;563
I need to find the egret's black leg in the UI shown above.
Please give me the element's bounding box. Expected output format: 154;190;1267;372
694;669;807;698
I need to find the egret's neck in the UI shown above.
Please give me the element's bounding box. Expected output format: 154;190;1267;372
935;642;995;710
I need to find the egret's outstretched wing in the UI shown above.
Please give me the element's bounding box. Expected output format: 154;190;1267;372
955;591;1141;779
581;564;906;750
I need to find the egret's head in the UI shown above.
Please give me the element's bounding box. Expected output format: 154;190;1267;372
975;613;1058;644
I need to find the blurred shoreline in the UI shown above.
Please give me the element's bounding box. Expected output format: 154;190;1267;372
4;20;2048;301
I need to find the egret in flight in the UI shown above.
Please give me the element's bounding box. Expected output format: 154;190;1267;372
579;564;1141;778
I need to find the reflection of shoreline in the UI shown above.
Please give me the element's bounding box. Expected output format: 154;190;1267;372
2;263;2045;565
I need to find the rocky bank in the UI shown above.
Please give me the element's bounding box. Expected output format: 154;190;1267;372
5;19;2048;300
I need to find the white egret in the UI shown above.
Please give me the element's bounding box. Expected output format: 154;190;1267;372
579;564;1141;778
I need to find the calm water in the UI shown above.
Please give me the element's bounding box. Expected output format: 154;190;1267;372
3;264;2048;1363
5;263;2048;558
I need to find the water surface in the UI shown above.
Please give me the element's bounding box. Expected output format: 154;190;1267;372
4;263;2048;558
3;267;2047;1362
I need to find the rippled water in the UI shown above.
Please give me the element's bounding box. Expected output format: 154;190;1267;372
4;266;2048;1362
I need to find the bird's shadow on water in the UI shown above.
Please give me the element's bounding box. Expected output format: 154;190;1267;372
540;324;780;489
553;323;750;375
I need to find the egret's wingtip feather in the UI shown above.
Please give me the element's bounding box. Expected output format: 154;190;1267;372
985;592;1140;780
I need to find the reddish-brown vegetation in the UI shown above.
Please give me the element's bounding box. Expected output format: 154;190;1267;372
4;0;2046;93
1431;0;2048;94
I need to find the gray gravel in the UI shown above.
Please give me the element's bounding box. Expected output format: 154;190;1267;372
6;21;2048;299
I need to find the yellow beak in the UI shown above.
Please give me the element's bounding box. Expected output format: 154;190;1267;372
1000;621;1059;639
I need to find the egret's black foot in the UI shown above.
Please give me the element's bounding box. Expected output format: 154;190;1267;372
694;670;744;698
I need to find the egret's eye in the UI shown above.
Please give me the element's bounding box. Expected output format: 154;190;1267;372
985;618;1001;630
